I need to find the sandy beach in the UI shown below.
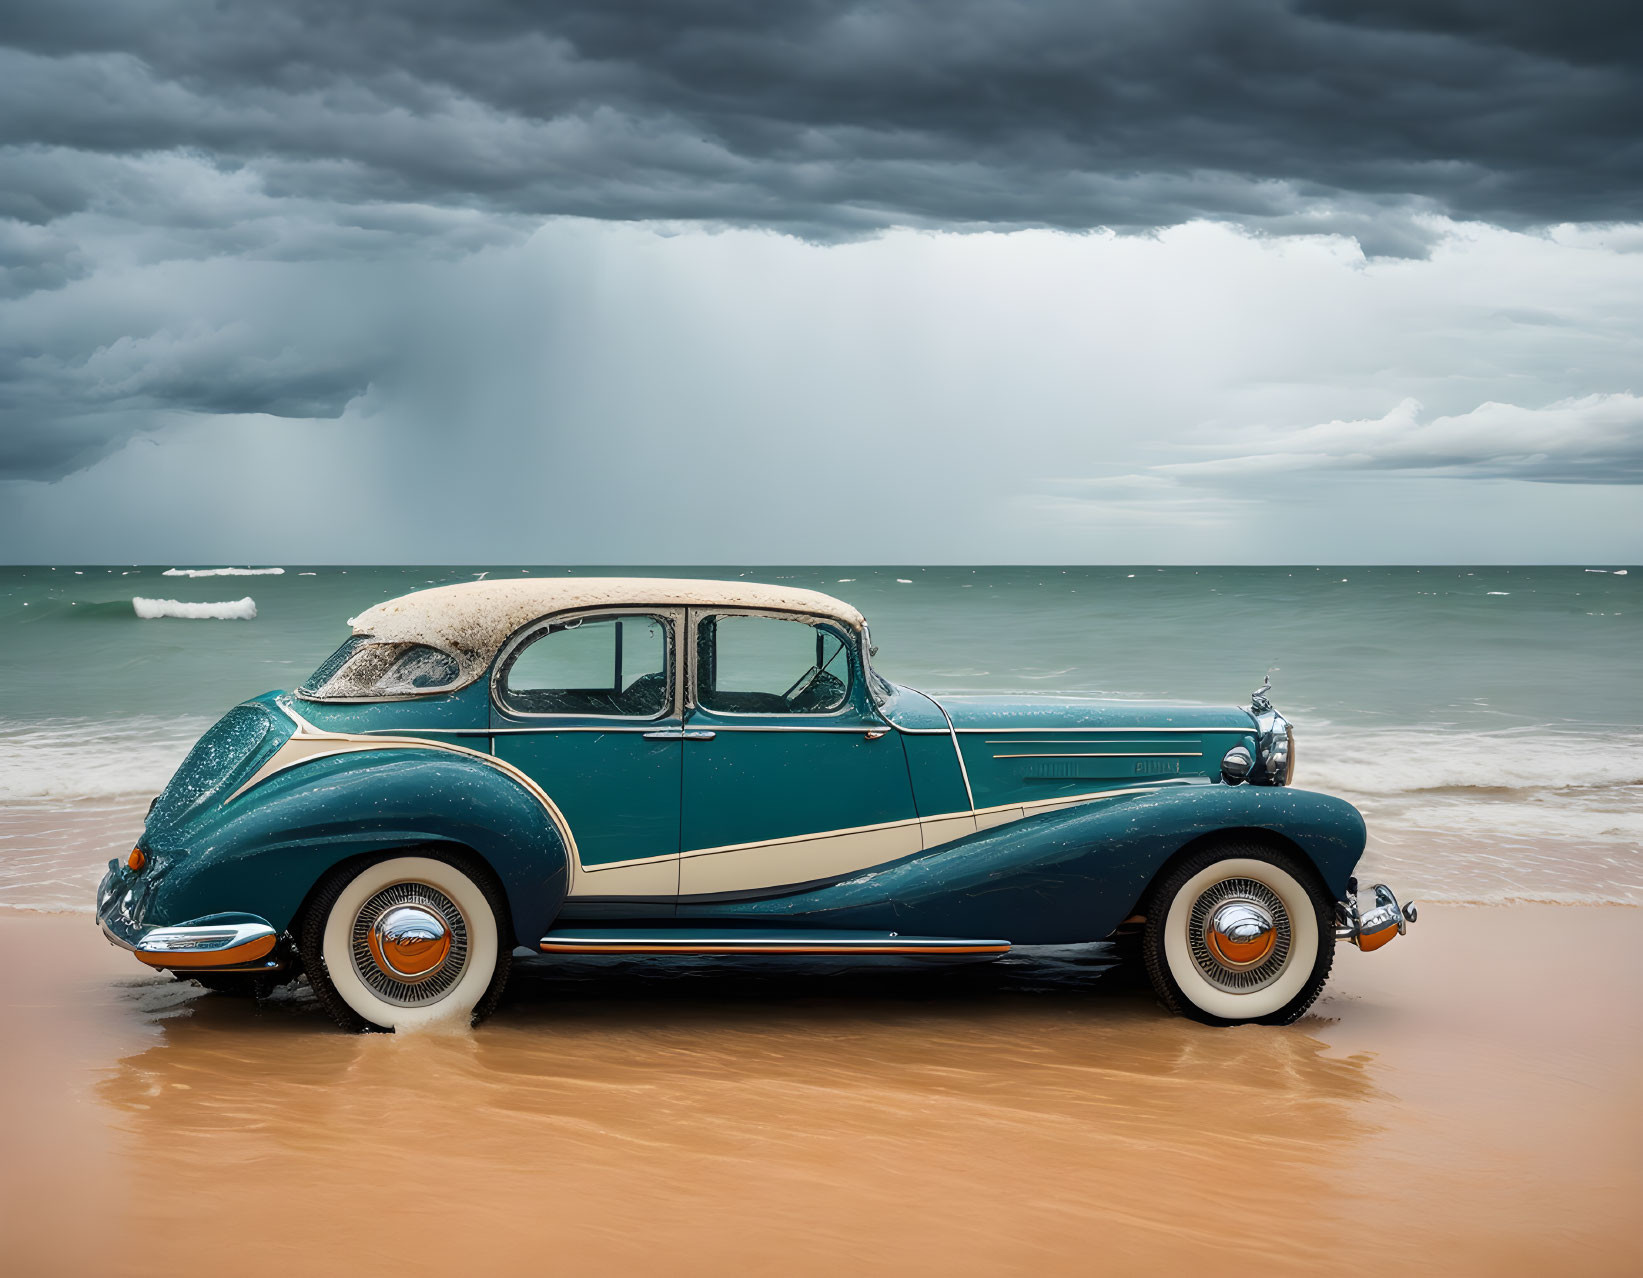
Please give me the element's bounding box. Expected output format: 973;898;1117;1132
2;903;1637;1277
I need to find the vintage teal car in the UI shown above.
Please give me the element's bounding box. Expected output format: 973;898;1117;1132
96;577;1415;1031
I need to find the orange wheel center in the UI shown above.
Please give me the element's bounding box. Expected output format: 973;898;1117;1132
367;905;453;981
1206;901;1277;967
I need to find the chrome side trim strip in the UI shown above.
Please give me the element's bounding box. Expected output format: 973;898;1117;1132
966;726;1241;734
366;723;901;736
539;934;1011;957
992;751;1204;759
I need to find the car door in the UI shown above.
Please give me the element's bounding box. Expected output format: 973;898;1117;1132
679;608;919;896
491;608;684;902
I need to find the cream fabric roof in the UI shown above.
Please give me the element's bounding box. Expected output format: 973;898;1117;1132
347;576;865;683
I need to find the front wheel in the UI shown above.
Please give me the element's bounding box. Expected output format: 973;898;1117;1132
1142;842;1334;1026
300;854;511;1032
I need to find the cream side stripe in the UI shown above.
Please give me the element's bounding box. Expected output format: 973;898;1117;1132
576;785;1169;874
678;811;928;860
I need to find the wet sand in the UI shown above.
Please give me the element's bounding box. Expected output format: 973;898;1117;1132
2;905;1638;1277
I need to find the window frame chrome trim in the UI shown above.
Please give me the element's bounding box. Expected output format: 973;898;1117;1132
488;605;687;724
683;606;879;724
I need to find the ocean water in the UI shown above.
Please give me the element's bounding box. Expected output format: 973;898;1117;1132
0;564;1638;911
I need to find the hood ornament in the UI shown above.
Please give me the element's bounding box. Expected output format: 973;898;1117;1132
1241;673;1293;785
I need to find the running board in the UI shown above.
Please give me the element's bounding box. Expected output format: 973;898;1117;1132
538;927;1011;957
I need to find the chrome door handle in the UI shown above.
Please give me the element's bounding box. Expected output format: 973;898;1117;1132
682;730;716;741
643;729;717;741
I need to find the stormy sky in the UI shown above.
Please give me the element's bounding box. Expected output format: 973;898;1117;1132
1;0;1639;563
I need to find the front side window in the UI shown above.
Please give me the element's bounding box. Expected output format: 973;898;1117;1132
299;638;462;700
696;614;851;714
498;614;670;717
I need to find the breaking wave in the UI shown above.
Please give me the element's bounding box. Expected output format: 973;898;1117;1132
162;567;285;577
133;596;257;620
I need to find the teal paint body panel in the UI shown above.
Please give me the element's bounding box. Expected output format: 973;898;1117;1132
491;717;682;870
880;684;970;816
291;682;492;734
939;696;1256;735
680;642;916;851
940;695;1255;807
680;712;915;851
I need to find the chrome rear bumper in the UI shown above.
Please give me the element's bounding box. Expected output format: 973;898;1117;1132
101;915;283;971
1335;879;1417;952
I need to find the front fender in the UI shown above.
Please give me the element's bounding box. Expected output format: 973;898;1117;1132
141;749;570;948
692;785;1366;944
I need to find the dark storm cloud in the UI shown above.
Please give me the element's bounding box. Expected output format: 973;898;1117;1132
1;0;1640;485
0;0;1638;245
0;318;387;476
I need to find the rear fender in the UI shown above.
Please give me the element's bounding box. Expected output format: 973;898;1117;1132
142;748;571;948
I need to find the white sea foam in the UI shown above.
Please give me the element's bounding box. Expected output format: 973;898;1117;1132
0;718;209;801
162;567;284;577
1303;726;1643;795
133;596;257;620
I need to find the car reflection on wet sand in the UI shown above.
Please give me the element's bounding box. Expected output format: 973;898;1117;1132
102;949;1381;1273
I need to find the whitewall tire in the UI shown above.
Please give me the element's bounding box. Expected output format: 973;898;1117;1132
301;853;511;1032
1142;843;1334;1026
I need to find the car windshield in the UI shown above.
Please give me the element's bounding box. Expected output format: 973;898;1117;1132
298;637;462;700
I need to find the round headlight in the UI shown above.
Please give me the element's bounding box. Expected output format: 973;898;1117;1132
1221;745;1253;784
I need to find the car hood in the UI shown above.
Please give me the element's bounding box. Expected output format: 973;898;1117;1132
927;693;1256;734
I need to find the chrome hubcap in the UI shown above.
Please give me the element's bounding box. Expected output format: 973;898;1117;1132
1188;878;1292;991
1206;900;1276;967
367;905;452;980
351;883;469;1006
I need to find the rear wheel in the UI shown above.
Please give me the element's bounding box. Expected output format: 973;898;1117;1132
300;853;510;1032
1142;842;1334;1026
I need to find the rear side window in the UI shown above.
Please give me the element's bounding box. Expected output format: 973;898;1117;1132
696;615;850;714
299;639;462;700
498;614;671;717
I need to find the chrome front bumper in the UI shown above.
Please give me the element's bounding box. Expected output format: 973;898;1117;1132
1335;879;1417;952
